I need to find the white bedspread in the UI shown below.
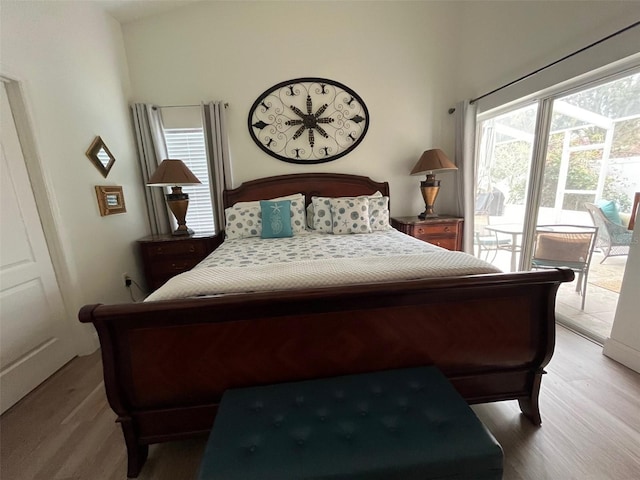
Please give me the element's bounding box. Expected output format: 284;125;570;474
146;230;501;301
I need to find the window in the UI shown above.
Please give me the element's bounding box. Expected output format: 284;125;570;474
163;128;215;233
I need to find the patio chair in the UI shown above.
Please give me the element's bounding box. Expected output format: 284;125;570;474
585;203;632;263
474;213;510;262
531;225;598;310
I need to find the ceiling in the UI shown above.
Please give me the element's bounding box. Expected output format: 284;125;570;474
96;0;202;24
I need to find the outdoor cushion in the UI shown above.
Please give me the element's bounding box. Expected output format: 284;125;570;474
597;200;624;226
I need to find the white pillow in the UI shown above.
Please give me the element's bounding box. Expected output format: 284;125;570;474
330;197;372;235
225;193;306;239
369;196;391;231
312;197;333;233
224;204;262;239
308;191;382;230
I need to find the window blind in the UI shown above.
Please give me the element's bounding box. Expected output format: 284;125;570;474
163;128;215;233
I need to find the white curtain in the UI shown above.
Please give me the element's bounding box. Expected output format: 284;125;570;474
131;104;171;235
202;101;232;234
453;100;478;254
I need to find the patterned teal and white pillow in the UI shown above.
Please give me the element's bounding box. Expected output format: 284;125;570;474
225;193;306;238
224;204;262;239
330;197;371;235
260;200;293;238
312;197;333;233
369;196;391;231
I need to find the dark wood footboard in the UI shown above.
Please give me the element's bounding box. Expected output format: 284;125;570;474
80;268;573;477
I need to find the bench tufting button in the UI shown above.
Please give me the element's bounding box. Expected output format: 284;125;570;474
247;445;257;453
408;381;424;391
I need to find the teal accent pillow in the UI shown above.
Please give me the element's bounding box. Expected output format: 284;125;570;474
597;200;623;225
260;200;293;238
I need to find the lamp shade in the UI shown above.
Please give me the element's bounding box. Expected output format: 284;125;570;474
147;159;201;186
410;149;457;175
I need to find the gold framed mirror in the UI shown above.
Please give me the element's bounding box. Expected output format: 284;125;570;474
95;185;126;216
86;136;115;178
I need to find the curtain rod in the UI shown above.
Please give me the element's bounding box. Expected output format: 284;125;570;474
155;103;229;109
448;19;640;114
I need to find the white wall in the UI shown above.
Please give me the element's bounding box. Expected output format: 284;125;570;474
1;1;149;353
121;1;640;216
455;1;640;111
604;223;640;373
121;0;460;217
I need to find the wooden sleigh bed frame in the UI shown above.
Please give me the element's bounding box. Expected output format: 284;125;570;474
79;173;574;477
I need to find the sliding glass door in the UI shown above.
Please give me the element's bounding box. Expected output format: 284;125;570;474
474;70;640;342
534;73;640;341
474;103;539;273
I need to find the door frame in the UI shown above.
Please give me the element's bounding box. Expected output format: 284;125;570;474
477;58;640;272
1;72;97;355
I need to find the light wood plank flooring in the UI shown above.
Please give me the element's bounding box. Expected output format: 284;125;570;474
1;326;639;480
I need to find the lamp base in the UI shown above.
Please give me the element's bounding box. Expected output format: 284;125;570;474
418;174;441;219
166;187;194;236
172;226;194;236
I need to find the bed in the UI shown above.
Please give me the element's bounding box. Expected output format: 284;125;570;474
79;173;574;478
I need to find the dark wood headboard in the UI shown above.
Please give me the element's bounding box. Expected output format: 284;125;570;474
223;173;389;208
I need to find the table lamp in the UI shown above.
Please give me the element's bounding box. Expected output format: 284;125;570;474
410;149;458;219
147;159;201;235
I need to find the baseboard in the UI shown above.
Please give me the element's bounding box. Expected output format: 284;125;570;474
603;337;640;373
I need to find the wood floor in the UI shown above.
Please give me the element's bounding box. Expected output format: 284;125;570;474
1;326;639;480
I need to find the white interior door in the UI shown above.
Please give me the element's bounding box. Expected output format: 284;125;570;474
0;81;75;414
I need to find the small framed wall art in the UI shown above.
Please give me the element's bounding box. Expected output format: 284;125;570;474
95;185;126;216
86;136;116;177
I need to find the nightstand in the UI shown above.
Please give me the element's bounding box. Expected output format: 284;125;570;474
138;232;223;291
391;216;464;251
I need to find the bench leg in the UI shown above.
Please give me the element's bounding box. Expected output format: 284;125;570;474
518;370;543;426
118;417;149;478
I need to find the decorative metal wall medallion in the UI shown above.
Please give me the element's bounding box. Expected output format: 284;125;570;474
248;78;369;164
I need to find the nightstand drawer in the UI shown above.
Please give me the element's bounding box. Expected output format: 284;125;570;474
391;216;464;251
148;258;202;278
426;237;458;250
415;224;455;236
147;240;208;258
138;233;221;292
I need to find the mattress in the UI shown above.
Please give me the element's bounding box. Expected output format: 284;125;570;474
146;229;501;301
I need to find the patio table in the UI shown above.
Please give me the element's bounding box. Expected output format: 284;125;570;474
484;224;523;272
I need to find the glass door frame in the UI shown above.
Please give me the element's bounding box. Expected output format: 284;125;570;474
476;61;640;273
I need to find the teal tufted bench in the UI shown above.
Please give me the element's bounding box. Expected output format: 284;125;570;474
198;366;503;480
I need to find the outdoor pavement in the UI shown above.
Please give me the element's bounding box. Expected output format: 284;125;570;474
485;249;627;343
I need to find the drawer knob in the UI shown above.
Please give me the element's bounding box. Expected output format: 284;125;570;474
188;246;195;253
444;226;450;232
417;228;424;234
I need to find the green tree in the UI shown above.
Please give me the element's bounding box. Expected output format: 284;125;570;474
488;70;640;214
